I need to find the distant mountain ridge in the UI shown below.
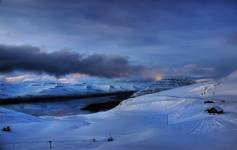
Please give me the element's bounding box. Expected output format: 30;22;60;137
133;78;195;97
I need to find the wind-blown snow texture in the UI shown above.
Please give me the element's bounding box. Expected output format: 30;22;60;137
1;71;237;150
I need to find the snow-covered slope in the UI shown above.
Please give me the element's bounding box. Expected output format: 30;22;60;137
1;72;237;150
0;107;40;124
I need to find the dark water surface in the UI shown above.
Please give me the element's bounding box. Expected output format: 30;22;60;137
2;91;134;116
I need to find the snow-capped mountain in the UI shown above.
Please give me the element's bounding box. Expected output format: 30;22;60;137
133;78;195;96
0;80;151;99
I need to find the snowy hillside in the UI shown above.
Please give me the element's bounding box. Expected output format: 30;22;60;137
1;72;237;150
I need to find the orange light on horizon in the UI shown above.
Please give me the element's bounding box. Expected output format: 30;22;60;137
155;73;162;81
58;73;85;84
71;73;83;79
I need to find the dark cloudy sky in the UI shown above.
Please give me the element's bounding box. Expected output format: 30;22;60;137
0;0;237;78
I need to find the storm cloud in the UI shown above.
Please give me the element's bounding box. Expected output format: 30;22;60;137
0;0;237;75
0;45;143;78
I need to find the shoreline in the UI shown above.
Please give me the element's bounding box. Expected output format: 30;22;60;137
0;91;135;105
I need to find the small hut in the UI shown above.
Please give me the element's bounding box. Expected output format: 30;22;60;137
206;106;224;114
2;126;11;132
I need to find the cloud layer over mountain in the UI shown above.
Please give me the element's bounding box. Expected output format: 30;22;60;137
0;45;143;78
